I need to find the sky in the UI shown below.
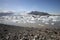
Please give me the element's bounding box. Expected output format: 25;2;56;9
0;0;60;14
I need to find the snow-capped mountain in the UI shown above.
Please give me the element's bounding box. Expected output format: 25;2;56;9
0;11;14;16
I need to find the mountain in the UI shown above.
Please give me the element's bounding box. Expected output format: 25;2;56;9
0;12;14;16
28;11;50;15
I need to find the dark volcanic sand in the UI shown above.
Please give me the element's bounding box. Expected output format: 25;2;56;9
0;24;60;40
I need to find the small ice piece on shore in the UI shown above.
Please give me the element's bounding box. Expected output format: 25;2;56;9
45;22;49;25
38;24;44;26
38;24;41;25
51;23;54;25
41;24;44;26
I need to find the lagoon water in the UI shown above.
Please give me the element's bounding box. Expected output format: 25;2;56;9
0;15;60;28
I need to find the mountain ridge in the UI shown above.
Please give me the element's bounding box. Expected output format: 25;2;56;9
28;11;50;15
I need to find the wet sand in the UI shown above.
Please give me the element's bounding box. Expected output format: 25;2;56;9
0;24;60;40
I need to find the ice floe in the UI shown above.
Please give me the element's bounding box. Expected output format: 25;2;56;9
0;15;60;27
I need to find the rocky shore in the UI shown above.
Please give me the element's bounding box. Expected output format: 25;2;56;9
0;24;60;40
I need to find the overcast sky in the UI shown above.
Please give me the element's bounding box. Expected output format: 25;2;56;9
0;0;60;14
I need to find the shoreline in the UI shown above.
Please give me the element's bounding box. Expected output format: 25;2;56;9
0;23;60;40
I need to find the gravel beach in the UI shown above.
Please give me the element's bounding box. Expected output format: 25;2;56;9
0;24;60;40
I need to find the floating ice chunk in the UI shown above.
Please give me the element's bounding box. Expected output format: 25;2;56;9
13;16;16;19
26;20;29;22
12;20;19;22
48;16;60;22
26;20;35;23
23;20;26;23
23;21;26;23
31;17;35;20
42;21;45;23
38;18;41;20
29;21;36;23
16;21;20;23
40;16;47;18
52;20;57;22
